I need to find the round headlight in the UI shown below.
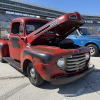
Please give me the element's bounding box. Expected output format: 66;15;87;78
57;58;65;68
85;53;89;60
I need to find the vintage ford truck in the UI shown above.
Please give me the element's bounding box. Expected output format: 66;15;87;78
0;12;94;86
67;27;100;56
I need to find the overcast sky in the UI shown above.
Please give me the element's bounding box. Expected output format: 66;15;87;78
22;0;100;15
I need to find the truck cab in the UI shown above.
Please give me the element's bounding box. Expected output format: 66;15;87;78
9;18;49;60
0;12;94;86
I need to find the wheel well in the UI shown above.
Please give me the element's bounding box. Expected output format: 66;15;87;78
85;43;99;49
23;59;32;75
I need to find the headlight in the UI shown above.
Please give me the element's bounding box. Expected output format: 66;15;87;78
57;57;65;68
85;53;89;60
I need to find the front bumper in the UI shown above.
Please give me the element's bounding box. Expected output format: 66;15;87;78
51;64;94;85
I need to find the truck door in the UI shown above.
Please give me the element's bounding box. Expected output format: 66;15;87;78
9;22;24;60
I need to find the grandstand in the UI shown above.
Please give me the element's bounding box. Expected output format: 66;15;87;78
83;23;100;34
0;12;24;22
0;0;100;22
0;0;100;35
0;12;25;28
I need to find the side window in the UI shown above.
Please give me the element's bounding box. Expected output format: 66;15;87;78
70;30;79;36
11;22;23;34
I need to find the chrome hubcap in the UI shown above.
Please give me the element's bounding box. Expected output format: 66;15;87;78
30;68;35;78
89;47;95;55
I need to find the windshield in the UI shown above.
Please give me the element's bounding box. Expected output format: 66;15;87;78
26;22;47;34
78;28;91;35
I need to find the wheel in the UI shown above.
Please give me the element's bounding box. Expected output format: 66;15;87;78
87;44;99;56
0;58;5;63
27;62;44;86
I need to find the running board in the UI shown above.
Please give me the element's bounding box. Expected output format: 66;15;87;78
3;57;21;71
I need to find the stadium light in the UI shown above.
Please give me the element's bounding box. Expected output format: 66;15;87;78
27;0;29;2
47;5;49;7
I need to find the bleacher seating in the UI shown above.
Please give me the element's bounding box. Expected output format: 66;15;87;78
0;12;27;22
0;21;10;28
0;12;100;34
0;13;10;22
83;23;100;34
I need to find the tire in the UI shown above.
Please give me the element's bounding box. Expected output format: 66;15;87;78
87;44;99;57
27;62;44;86
0;58;6;63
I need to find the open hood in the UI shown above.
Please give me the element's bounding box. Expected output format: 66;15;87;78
27;12;85;43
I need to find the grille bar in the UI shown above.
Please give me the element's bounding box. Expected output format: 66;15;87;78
66;64;85;71
67;57;85;61
67;59;86;65
66;53;85;58
72;53;85;58
66;62;86;68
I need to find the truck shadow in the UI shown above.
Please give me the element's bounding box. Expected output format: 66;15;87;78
98;53;100;57
39;68;100;98
92;53;100;57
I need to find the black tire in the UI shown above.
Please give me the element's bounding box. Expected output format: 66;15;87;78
87;44;99;56
0;58;6;63
27;62;44;86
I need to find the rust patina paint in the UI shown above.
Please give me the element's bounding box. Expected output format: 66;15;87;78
0;12;93;84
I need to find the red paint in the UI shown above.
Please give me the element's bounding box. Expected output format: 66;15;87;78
0;12;91;82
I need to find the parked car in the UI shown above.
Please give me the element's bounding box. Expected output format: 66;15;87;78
67;27;100;56
0;12;94;86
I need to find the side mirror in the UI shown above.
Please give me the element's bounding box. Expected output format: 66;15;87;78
11;29;17;34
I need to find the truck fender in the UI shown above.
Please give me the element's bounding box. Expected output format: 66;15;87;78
20;49;54;81
0;42;10;58
85;42;99;49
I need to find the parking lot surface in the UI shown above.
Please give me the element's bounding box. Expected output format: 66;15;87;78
0;55;100;100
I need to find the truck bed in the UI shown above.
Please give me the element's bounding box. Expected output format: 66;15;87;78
0;37;9;41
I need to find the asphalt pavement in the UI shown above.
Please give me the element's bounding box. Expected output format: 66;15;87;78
0;55;100;100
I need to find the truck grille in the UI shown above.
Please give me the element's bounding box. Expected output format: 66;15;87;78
66;53;86;71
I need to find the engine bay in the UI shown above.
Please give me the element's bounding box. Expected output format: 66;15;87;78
33;32;79;49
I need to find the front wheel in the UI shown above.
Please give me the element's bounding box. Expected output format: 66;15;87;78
27;62;44;86
87;44;99;56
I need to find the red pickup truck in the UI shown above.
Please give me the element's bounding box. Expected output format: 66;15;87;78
0;12;94;86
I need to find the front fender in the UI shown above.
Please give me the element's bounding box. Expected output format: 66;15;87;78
20;49;66;81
